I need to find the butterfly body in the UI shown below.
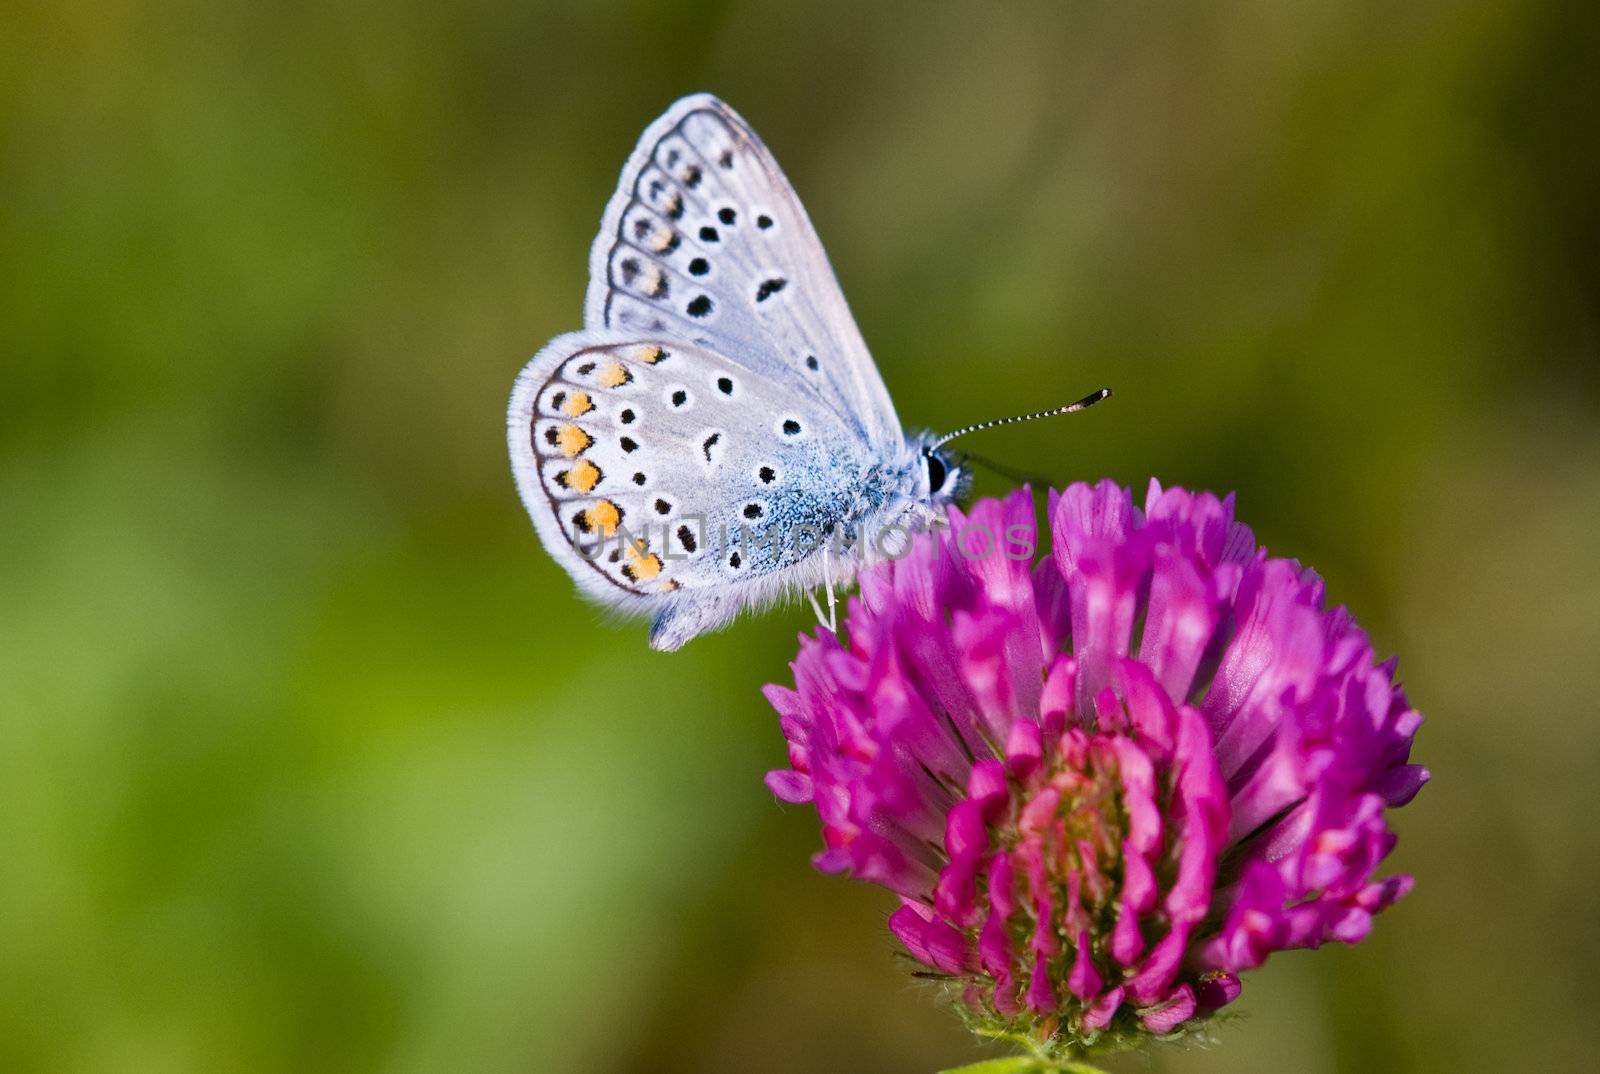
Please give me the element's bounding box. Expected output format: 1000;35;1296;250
509;95;966;649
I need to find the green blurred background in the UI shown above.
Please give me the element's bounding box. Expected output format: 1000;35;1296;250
4;2;1596;1072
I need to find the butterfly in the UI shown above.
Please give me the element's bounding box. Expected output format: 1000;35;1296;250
508;94;1107;650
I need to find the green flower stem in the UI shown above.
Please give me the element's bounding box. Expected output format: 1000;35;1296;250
938;1026;1115;1074
937;1057;1113;1074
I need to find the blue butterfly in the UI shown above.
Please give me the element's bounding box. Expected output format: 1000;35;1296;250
508;94;1105;649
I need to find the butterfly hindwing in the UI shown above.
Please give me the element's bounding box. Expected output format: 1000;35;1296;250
583;93;902;448
509;330;865;613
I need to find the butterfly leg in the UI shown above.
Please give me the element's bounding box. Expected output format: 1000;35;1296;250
806;543;839;633
822;541;838;632
807;588;828;627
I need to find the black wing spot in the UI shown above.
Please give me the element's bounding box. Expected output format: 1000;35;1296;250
782;419;801;436
717;376;733;395
648;179;664;198
576;362;596;376
677;525;698;553
756;214;773;229
666;148;681;168
664;192;684;220
620;436;639;453
805;354;820;371
743;503;763;520
671;389;688;407
755;278;787;303
646;274;669;299
687;295;713;318
702;432;721;461
728;551;742;569
620;408;635;425
654;498;672;515
688;257;710;276
544;427;559;446
699;226;719;242
551;391;566;409
572;510;592;535
718;207;736;225
632;472;646;486
758;465;776;484
718;149;734;170
684;165;702;189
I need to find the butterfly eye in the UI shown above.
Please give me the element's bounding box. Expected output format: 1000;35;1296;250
925;452;948;494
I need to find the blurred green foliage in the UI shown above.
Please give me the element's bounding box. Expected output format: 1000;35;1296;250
3;2;1596;1072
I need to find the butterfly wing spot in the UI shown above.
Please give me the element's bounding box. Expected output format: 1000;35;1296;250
698;226;719;243
669;387;690;408
620;408;636;425
758;465;777;484
756;214;773;229
701;431;723;462
556;424;593;456
583;500;623;537
620;436;639;453
804;354;820;371
561;390;595;417
688;257;709;276
632;344;667;364
683;164;703;189
716;376;734;396
631;471;647;486
598;362;633;388
621;546;663;582
648;227;680;254
780;418;802;437
717;149;734;169
558;460;603;493
728;551;743;570
638;264;668;299
742;502;765;520
755;278;787;303
687;295;713;318
717;207;736;225
653;497;672;516
676;524;699;553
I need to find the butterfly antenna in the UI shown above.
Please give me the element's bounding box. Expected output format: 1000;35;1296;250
931;388;1112;450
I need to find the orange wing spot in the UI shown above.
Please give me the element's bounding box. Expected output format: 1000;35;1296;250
649;227;677;252
561;390;594;418
563;460;601;493
633;344;665;365
585;499;621;537
622;545;663;583
556;424;592;457
657;579;681;593
598;362;632;388
641;265;667;298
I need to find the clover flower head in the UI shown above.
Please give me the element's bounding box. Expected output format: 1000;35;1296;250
765;481;1427;1055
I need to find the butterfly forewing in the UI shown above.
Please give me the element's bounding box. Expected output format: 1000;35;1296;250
583;94;901;448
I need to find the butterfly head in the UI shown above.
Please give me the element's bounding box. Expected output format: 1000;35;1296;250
917;440;971;508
